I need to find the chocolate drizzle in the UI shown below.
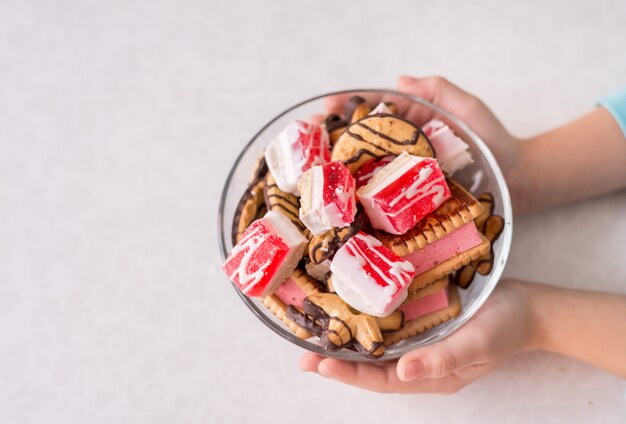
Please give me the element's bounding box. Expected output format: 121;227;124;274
325;114;348;133
353;120;419;146
332;114;435;173
287;305;322;335
450;193;505;289
231;179;265;245
263;174;309;236
249;155;268;184
308;211;364;264
264;183;301;209
343;95;368;122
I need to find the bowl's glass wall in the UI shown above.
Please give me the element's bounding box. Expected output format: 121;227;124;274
218;90;512;361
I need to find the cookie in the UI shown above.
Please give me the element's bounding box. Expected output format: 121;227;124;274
405;277;449;302
384;285;461;346
331;114;434;174
287;292;404;359
263;295;312;339
344;95;371;123
262;268;323;339
453;212;505;289
249;153;269;184
408;234;490;293
231;179;266;244
307;212;363;264
325;114;348;146
263;172;311;239
371;179;484;257
474;193;495;232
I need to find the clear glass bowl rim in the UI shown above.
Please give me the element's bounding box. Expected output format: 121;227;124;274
217;88;513;362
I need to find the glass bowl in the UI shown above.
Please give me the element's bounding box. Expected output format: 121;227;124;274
218;89;513;361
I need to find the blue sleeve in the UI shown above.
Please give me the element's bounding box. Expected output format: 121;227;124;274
598;87;626;139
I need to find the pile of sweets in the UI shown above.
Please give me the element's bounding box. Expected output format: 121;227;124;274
223;97;504;358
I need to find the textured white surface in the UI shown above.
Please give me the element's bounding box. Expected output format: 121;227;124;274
1;0;625;422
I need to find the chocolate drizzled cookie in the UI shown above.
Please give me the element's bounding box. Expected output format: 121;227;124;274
331;114;434;173
263;172;311;239
452;193;505;288
308;212;364;264
231;179;266;245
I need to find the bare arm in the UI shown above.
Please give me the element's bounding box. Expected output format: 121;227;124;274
509;108;626;213
528;282;626;378
300;280;626;393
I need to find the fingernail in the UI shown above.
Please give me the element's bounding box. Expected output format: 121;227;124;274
401;360;424;381
318;364;330;377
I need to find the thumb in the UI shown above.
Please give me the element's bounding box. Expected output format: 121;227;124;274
397;76;494;127
397;76;479;110
396;329;488;381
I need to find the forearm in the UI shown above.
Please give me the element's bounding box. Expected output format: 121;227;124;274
524;281;626;377
507;108;626;214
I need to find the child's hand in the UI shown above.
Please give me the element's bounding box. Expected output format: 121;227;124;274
396;76;626;212
299;280;534;394
396;76;520;176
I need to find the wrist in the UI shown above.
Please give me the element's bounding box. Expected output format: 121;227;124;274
523;281;554;352
504;137;534;215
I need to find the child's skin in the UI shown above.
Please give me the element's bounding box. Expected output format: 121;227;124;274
299;76;626;393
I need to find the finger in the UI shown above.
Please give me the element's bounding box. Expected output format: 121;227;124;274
299;352;325;372
307;114;326;126
316;358;401;393
397;328;489;381
316;357;469;394
398;76;486;126
397;76;477;111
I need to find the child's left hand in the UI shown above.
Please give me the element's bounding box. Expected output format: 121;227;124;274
299;280;534;394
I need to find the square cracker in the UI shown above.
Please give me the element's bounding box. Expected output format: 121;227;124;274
384;285;461;346
409;234;490;294
371;179;484;257
405;277;449;302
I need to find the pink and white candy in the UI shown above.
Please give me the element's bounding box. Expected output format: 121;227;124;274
298;161;357;236
423;119;473;175
353;155;395;188
330;232;415;317
222;211;307;298
357;152;451;235
264;120;331;195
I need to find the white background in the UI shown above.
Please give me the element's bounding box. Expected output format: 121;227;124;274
1;0;625;422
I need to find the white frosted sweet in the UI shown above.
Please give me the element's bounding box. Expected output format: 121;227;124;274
264;121;329;195
423;119;473;175
330;233;413;317
357;152;446;234
298;166;334;235
370;102;392;115
298;162;356;236
264;210;308;247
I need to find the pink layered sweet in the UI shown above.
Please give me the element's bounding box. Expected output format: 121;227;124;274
399;287;449;321
222;211;307;297
298;161;357;235
353;155;395;188
403;221;483;274
423;119;473;175
356;152;451;235
274;277;307;309
330;232;415;317
264;120;331;195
